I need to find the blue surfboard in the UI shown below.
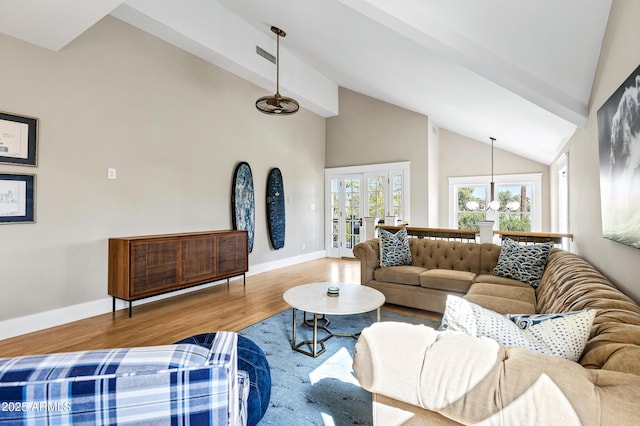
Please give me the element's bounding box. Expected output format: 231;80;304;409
266;167;285;250
232;162;255;253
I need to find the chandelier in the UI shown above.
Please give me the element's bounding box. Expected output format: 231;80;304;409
466;137;518;212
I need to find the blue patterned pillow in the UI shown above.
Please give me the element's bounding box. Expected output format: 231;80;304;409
492;238;553;287
379;227;412;268
441;296;595;361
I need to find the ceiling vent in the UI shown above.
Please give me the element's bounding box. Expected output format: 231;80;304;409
256;46;276;64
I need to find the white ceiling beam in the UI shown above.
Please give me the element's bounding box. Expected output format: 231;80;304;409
0;0;124;51
336;0;588;127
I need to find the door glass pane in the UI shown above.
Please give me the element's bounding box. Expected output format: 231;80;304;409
392;174;403;218
344;178;361;249
368;176;385;219
331;178;340;248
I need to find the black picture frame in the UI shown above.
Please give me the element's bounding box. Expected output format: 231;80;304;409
0;173;36;224
0;111;38;166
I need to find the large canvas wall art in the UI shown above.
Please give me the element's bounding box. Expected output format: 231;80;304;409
597;63;640;249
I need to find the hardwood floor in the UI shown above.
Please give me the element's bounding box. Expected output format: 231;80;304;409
0;257;441;358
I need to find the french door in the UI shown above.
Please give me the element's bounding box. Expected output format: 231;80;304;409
325;162;410;258
327;174;364;258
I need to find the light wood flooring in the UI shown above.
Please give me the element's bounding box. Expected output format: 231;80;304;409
0;257;441;358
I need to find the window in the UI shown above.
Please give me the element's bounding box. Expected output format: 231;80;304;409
449;173;542;232
557;153;569;234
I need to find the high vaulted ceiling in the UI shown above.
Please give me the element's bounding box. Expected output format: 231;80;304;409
0;0;612;164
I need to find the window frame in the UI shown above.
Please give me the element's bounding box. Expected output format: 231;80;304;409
448;173;542;231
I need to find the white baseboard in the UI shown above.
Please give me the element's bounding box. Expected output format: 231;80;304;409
0;250;327;342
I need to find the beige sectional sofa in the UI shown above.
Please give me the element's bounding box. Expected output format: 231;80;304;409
353;238;536;314
352;237;640;425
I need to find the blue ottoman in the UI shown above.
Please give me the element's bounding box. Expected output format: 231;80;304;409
174;333;271;426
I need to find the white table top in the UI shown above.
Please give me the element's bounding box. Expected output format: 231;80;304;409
283;282;385;315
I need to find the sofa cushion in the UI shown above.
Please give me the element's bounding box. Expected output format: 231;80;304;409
379;227;412;267
475;274;531;288
419;269;476;293
465;282;536;314
441;296;596;361
374;265;427;286
464;294;536;314
468;282;536;303
492;238;553;288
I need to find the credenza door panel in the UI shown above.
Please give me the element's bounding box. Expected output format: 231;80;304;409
181;236;217;285
217;233;248;277
130;239;179;297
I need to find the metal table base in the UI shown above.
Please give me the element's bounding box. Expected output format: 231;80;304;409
290;307;381;358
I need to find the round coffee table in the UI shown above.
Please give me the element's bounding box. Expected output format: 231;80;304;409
283;282;385;357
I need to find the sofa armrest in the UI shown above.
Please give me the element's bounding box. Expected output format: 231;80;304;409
206;331;242;425
353;239;380;284
353;322;640;425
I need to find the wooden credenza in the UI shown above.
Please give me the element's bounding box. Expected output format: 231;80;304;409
108;230;248;317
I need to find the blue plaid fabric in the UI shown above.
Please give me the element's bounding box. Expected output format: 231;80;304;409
0;331;248;425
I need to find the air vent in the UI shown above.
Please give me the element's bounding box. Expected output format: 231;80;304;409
256;46;276;64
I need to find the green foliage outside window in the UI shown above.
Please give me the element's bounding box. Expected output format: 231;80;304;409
457;186;532;232
499;214;531;231
458;212;486;230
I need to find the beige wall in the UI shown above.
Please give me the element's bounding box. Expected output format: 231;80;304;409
325;88;549;229
438;129;550;229
0;17;326;321
553;0;640;302
326;87;430;225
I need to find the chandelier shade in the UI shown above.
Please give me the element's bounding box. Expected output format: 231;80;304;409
256;26;299;115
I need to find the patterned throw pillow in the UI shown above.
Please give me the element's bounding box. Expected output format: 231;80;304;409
441;295;595;361
379;227;412;268
492;238;553;287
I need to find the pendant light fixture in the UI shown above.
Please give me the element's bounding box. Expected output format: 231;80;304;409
466;136;501;211
487;137;501;211
256;26;299;115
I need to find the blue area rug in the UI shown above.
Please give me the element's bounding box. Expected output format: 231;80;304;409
238;308;440;426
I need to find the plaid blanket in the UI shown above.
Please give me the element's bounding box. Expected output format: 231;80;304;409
0;331;248;425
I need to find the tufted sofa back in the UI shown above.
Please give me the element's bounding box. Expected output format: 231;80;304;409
536;250;640;375
408;239;501;275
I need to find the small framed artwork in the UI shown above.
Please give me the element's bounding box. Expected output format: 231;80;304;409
0;173;36;224
0;111;38;166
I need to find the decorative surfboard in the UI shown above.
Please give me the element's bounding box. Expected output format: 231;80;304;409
266;167;286;250
232;162;255;253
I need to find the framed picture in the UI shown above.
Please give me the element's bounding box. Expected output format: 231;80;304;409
0;173;36;224
596;63;640;248
0;111;38;166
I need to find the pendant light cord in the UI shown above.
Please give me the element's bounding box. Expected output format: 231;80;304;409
490;137;496;203
276;32;280;95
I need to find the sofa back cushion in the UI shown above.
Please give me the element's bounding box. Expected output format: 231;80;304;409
408;239;478;272
408;239;500;275
537;250;640;375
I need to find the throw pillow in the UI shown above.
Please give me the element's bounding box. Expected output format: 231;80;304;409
379;227;412;268
492;238;553;287
441;295;595;361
